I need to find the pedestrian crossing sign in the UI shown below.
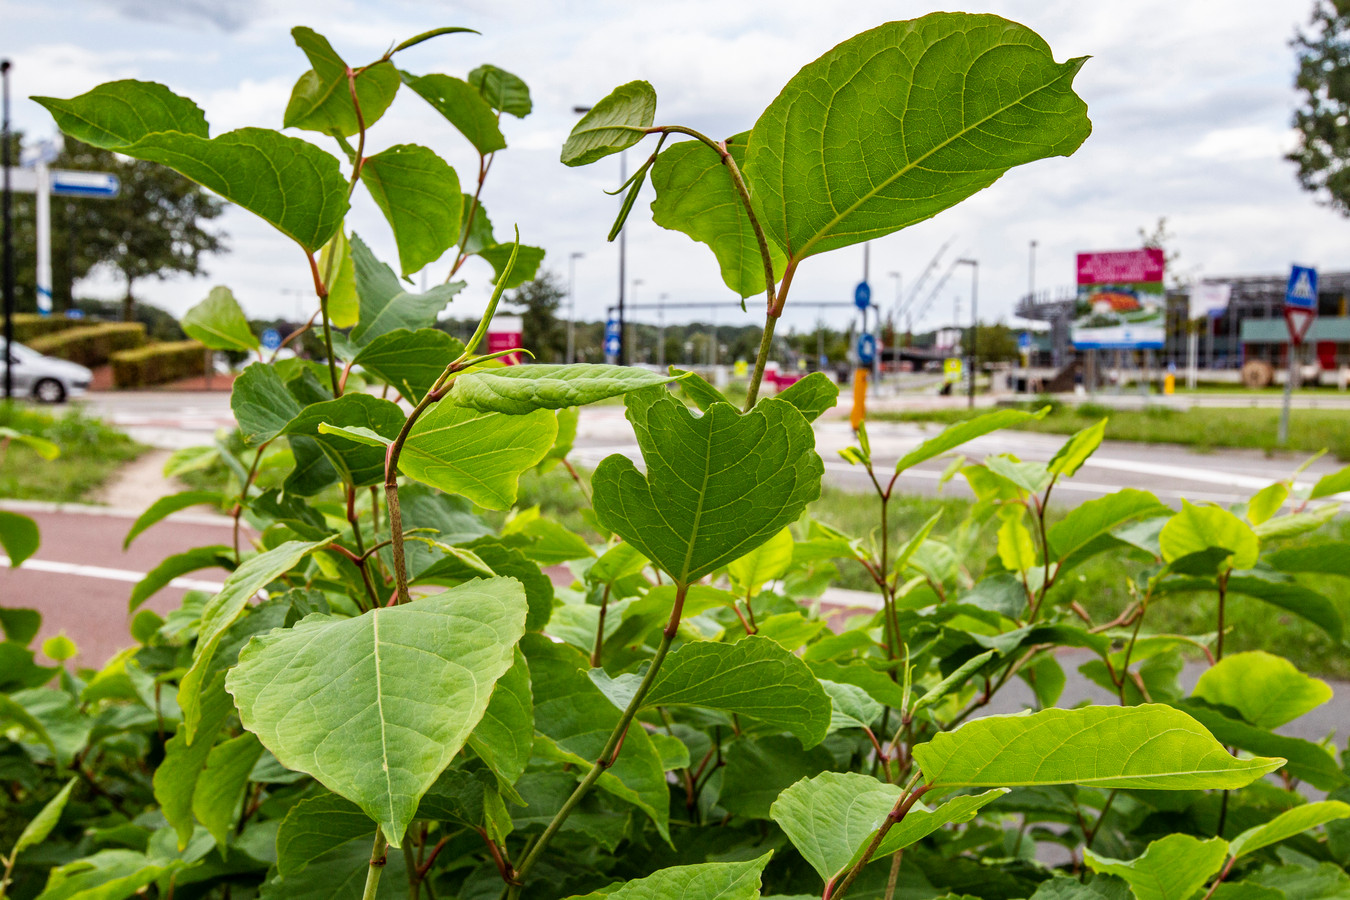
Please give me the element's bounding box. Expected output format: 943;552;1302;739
1285;265;1318;311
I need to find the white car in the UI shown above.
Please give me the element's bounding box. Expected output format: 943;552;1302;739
3;341;93;403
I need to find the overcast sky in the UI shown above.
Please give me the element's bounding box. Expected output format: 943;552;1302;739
1;0;1343;338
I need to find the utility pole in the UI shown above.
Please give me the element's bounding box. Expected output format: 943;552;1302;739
657;292;667;370
566;251;583;364
2;59;13;402
957;258;978;409
575;104;627;365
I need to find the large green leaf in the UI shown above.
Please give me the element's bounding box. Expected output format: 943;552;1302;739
320;230;359;327
283;393;406;487
0;510;40;567
642;635;832;747
564;855;771;900
744;14;1090;260
1171;699;1346;791
562;81;656;167
1228;800;1350;859
1267;541;1350;577
36;849;178;900
1192;651;1331;729
227;578;528;846
478;242;546;288
182;286;260;352
351;328;464;402
231;363;303;446
1047;489;1170;561
769;770;1004;882
155;672;233;849
192;731;264;847
120;127;348;252
448;364;681;414
399;405;556;509
522;634;670;840
1159;500;1259;571
179;538;333;741
1084;834;1228;900
359;144;462;276
349;234;464;345
895;408;1046;473
468;64;532;118
912;704;1284;792
650;137;786;299
401;71;506;155
466;648;533;789
33;79;208;149
283;26;400;137
593;389;822;585
263;832;408;899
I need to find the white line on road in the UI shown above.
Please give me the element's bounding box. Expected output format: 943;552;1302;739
1;556;225;593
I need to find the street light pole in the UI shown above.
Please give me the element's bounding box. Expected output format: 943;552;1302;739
575;104;628;365
657;293;668;370
957;258;978;409
566;251;583;363
2;59;13;403
631;278;643;362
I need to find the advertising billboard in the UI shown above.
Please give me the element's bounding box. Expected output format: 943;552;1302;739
1071;248;1166;350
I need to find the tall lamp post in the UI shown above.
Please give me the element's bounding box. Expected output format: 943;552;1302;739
888;270;902;345
566;251;584;363
574;104;629;365
2;59;13;402
631;278;643;362
956;258;978;409
657;292;668;370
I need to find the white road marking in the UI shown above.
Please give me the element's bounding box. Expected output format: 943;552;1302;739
1;556;225;593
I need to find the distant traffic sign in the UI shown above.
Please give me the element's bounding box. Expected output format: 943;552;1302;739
1;168;120;198
262;328;282;351
604;319;622;359
1018;331;1032;352
854;281;871;310
1286;265;1318;310
856;333;877;366
943;358;963;384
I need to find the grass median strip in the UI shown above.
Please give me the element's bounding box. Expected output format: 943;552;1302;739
0;404;145;503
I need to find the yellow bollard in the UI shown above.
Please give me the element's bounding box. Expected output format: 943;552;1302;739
1163;373;1175;395
850;368;868;431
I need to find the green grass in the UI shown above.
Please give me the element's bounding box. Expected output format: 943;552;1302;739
0;404;144;503
872;400;1350;460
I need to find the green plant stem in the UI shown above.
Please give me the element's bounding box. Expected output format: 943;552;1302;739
1215;571;1230;660
306;252;342;397
1082;789;1117;851
382;381;450;603
345;68;368;196
883;850;903;900
509;583;691;898
363;830;389;900
747;259;798;409
404;841;419;900
231;443;269;564
828;781;931;900
448;152;493;281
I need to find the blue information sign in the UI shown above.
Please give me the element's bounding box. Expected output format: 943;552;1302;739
1285;265;1318;311
262;328;282;351
1018;331;1032;352
604;319;622;358
856;333;877;366
854;281;871;311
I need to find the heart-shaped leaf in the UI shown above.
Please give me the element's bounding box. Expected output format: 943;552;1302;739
593;389;822;585
401;71;506;155
1191;650;1331;730
359;144;463;276
283;27;400;138
350;235;464;345
1084;834;1228;900
744;13;1090;260
468;64;532;118
33;80;208;149
399;405;557;509
283;394;406;487
182;286;259;353
232;362;304;447
1160;500;1260;571
352;328;465;402
227;578;527;846
562;81;656;167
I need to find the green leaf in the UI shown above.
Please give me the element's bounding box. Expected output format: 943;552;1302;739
1171;698;1347;791
41;634;76;662
562;81;656;167
650;137;787;299
33;79;208;149
1047;489;1170;561
121;127;348;252
1228;800;1350;859
523;634;670;840
478;242;546;289
726;528;794;595
352;328;464;402
124;491;224;549
669;366;732;410
0;510;40;567
128;545;234;612
769;772;1005;883
400;71;506;155
1267;541;1350;577
319;230;359;328
912;704;1285;792
822;680;882;731
182;285;259;352
912;649;998;714
283;393;406;487
276;792;373;877
1310;464;1350;500
775;372;840;422
565;855;771;900
0;426;60;459
350;234;464;345
154;672;233;849
1048;418;1106;477
263;832;408;899
643;635;832;747
0;607;41;644
1253;504;1338;539
228;578;527;847
1192;650;1332;729
283;27;400;137
1160;500;1260;571
468;64;532;118
744;14;1090;260
1158;574;1343;641
997;505;1039;572
448;364;681;414
399;405;557;509
11;777;76;858
1246;483;1290;525
232;362;304;447
0;693;56;758
359;144;463;276
593;389;822;585
180;538;333;741
1084;834;1229;900
36;849;177;900
192;731;264;847
503;514;594;566
466;648;533;789
391;27;479;55
895;408;1047;473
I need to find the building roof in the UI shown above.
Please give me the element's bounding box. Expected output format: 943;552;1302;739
1240;316;1350;343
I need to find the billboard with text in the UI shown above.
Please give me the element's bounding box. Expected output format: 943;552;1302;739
1071;248;1166;350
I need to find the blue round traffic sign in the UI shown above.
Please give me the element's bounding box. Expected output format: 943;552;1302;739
262;328;282;351
856;333;877;365
854;281;871;310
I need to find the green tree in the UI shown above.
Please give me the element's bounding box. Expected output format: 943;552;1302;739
1289;1;1350;214
10;138;227;319
505;272;566;362
973;321;1018;362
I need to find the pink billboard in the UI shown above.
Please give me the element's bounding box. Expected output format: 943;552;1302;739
1071;248;1166;350
1076;248;1165;285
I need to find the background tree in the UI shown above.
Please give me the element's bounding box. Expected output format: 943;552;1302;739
9;137;227;319
505;272;567;362
1290;1;1350;214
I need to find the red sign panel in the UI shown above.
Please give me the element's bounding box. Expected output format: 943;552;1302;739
1076;248;1165;285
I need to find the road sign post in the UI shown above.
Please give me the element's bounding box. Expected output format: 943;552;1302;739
1279;265;1318;447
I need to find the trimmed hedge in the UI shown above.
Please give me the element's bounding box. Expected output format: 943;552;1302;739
11;313;86;343
111;340;208;388
29;322;146;368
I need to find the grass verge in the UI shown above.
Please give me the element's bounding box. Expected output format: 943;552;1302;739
0;403;144;503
